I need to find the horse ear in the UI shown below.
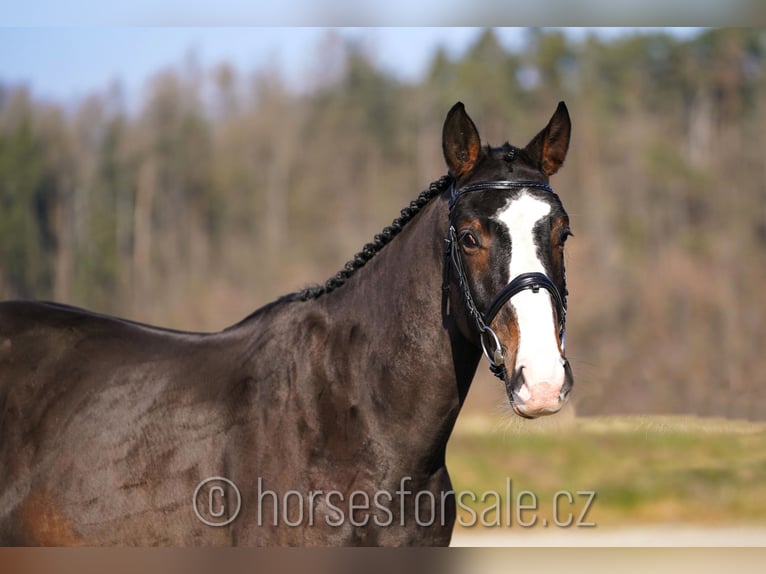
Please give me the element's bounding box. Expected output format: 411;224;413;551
442;102;482;178
525;101;571;176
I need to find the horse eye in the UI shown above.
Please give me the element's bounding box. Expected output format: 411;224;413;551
461;231;480;249
560;229;574;245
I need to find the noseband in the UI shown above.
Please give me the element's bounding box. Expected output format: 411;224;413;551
443;179;567;381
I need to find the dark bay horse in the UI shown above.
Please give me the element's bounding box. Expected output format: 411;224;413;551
0;102;573;546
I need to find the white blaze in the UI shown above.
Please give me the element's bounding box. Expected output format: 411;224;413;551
495;192;565;401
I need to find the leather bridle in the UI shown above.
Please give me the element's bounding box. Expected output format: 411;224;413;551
443;179;568;381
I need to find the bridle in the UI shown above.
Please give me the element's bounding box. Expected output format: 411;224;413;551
443;178;568;381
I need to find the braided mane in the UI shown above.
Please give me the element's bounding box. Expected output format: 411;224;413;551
292;175;452;301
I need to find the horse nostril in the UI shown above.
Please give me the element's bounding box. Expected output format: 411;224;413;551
513;365;527;384
513;369;533;401
516;383;531;402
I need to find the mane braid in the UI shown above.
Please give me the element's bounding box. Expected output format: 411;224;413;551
294;175;452;301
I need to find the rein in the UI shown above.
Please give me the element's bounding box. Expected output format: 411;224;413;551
443;179;567;381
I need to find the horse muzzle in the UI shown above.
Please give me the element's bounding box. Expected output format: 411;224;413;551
508;358;573;418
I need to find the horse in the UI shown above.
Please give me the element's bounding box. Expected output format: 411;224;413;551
0;101;573;546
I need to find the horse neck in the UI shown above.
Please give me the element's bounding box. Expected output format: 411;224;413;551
320;193;481;467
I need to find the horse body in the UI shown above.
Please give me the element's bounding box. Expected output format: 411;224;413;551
0;102;573;545
0;188;471;545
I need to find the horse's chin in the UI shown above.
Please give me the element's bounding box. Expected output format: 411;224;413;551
510;399;564;419
510;402;537;419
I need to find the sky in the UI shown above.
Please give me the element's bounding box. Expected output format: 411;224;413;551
0;0;755;26
0;28;491;105
0;27;710;110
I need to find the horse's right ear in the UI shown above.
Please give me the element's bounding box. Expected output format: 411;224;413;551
442;102;482;178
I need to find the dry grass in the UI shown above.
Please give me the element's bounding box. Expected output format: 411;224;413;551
447;414;766;529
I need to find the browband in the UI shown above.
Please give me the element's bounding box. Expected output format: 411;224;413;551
448;180;555;210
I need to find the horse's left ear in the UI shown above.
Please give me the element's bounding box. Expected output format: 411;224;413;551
525;101;571;176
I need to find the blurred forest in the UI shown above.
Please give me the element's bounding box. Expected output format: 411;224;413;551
1;28;765;419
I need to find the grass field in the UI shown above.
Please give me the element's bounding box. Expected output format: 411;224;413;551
446;413;766;530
